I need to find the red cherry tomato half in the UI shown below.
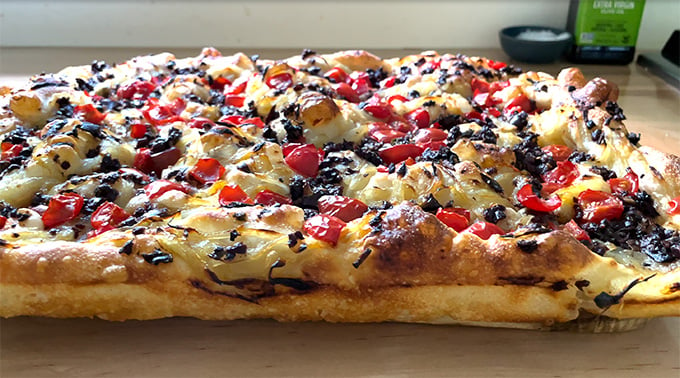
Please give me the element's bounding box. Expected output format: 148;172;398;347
464;111;484;121
668;196;680;215
435;208;470;232
470;78;490;94
324;67;349;83
542;145;573;162
144;180;190;200
74;104;106;124
284;144;320;177
487;60;507;70
413;128;448;144
0;215;6;229
317;195;369;222
134;147;181;176
380;76;397;89
486;107;502;117
504;93;533;114
254;190;292;206
266;73;294;91
129;123;148;139
1;143;23;161
517;184;562;212
386;95;408;105
303;214;346;247
379;144;424;165
143;98;185;126
210;76;232;91
363;103;393;120
563;220;590;242
405;108;430;129
90;201;130;231
577;189;624;224
189;158;225;185
187;117;216;130
462;222;505;240
117;80;156;100
333;82;360;103
42;193;84;229
224;80;247;95
542;161;579;190
609;170;639;195
218;184;253;206
224;95;245;107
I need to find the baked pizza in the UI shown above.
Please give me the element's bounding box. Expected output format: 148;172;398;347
1;48;678;330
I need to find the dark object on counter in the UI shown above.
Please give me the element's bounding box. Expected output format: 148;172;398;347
566;0;646;65
499;26;572;64
637;30;680;90
661;30;680;65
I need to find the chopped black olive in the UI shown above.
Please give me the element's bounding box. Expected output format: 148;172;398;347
142;249;173;265
591;129;605;144
507;111;528;131
209;242;248;262
481;173;503;194
119;240;134;255
355;138;383;166
589;166;617;181
469;125;497;144
229;229;240;241
483;204;506;224
81;197;106;216
301;49;316;59
79;122;104;139
287;231;304;248
604;101;626;121
101;171;121;184
396;163;408;177
513;133;556;177
233;212;247;221
568;151;593;163
627;132;640;145
94;184;119;202
99;154;121;173
420;194;442;213
132;227;146;235
516;239;538;253
86;146;101;158
30;193;50;206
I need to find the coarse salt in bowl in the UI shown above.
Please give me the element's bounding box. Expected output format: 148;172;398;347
499;26;573;64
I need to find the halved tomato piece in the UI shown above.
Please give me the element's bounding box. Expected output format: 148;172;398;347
577;189;624;223
317;195;368;222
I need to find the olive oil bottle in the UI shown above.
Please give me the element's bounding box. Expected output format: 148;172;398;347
567;0;646;64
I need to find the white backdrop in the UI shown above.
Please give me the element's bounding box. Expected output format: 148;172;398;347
0;1;677;49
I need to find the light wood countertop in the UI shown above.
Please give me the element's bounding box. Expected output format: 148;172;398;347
0;48;679;378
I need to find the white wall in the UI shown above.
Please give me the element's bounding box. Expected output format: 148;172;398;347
0;1;677;49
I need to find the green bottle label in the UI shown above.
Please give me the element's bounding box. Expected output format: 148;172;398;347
574;0;645;47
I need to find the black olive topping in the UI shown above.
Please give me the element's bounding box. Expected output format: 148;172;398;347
142;249;173;265
483;204;506;224
119;240;134;255
229;230;240;241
